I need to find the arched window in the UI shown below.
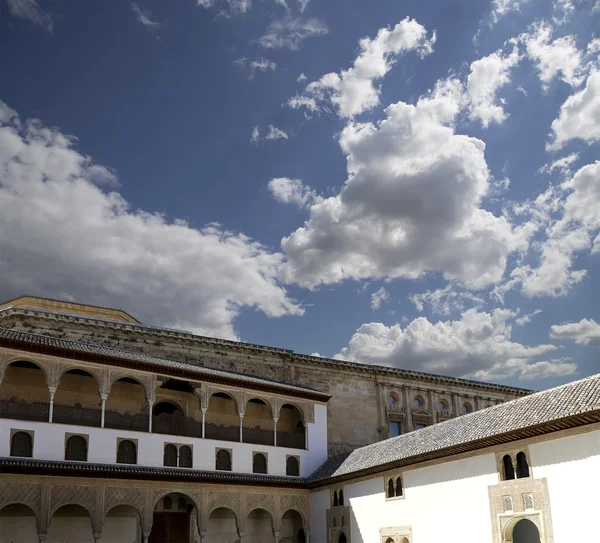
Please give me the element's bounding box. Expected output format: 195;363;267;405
163;497;172;510
339;489;344;506
216;449;231;471
179;445;192;468
10;432;32;458
286;456;300;476
462;402;472;413
65;435;87;461
503;454;515;480
253;453;267;474
516;451;530;478
333;490;338;507
332;517;337;527
116;440;137;464
387;478;395;499
438;399;448;410
386;539;395;543
341;515;345;526
414;396;424;408
395;476;403;497
163;444;177;467
338;533;347;543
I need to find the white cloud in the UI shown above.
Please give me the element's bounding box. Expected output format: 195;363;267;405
409;285;484;315
4;0;52;31
552;0;575;25
539;152;579;176
250;126;260;145
548;70;600;150
196;0;251;14
131;3;160;31
370;287;390;310
258;15;327;50
280;78;525;289
0;100;302;340
268;178;320;208
289;17;436;118
515;309;542;326
297;73;307;83
234;57;277;78
297;0;310;12
519;359;577;380
466;46;520;127
491;0;529;23
265;125;289;140
522;23;584;90
334;308;558;381
550;318;600;346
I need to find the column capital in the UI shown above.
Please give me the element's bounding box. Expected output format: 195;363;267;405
273;417;279;424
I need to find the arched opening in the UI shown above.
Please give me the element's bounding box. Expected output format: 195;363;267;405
462;401;473;414
164;443;178;467
333;490;338;507
246;508;274;543
286;456;300;476
511;518;541;543
332;517;337;527
253;452;267;474
0;504;38;542
503;454;515;480
65;435;88;461
341;515;345;526
0;361;49;422
154;401;183;416
339;489;344;506
179;445;192;468
395;477;403;497
413;395;424;408
48;504;93;542
338;532;347;543
386;539;395;543
216;449;232;471
387;392;398;405
401;538;410;543
438;399;449;410
150;493;198;543
10;431;33;457
54;369;101;427
104;504;142;542
207;507;238;542
243;398;274;445
205;392;239;442
117;439;137;464
152;400;201;438
387;478;395;499
516;451;530;478
281;509;305;543
105;378;148;432
278;404;305;449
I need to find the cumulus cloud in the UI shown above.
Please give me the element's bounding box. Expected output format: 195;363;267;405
280;78;526;289
519;359;577;380
0;100;303;340
258;15;327;50
539;153;579;177
490;0;529;23
334;308;559;381
409;285;484;315
548;70;600;150
289;18;435;118
4;0;53;31
466;45;520;127
268;178;320;208
370;287;390;310
522;23;584;89
550;318;600;346
235;57;277;78
131;3;160;31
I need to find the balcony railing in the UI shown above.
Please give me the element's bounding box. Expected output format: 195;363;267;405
53;403;102;428
205;422;239;443
276;430;305;449
242;425;274;446
0;398;49;422
152;413;202;438
104;410;148;433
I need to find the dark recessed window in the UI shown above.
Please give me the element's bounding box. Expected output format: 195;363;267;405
10;432;32;458
216;449;231;471
164;444;178;467
253;453;267;474
179;445;192;468
65;435;87;462
117;440;137;464
286;456;299;476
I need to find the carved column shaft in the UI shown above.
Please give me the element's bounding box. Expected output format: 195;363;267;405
273;417;279;447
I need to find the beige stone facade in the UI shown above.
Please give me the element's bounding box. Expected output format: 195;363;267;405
0;301;529;455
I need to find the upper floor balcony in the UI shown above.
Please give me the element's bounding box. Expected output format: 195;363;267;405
0;329;330;478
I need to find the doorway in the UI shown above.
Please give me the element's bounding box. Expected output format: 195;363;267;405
149;512;190;543
512;518;541;543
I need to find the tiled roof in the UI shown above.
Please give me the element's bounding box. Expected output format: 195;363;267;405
0;305;532;396
308;372;600;483
0;457;307;487
0;327;330;401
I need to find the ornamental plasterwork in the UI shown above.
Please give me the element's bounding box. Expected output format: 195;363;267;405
104;486;145;518
488;477;554;543
207;490;241;517
0;481;42;516
152;488;202;513
279;493;307;520
49;484;96;518
246;492;276;517
379;525;412;543
108;370;155;401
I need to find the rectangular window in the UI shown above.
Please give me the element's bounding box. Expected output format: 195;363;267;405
415;423;427;430
389;421;401;437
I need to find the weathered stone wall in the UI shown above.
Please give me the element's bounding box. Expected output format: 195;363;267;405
0;312;528;456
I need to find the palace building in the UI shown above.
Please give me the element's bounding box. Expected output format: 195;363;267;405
0;296;597;543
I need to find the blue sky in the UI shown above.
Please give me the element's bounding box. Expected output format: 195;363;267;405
1;0;599;391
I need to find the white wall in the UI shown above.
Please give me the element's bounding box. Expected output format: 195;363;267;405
309;489;330;543
0;402;327;477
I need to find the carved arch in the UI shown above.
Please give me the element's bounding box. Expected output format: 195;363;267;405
207;388;242;414
245;395;274;417
3;355;49;382
103;486;145;524
503;514;543;542
0;481;43;529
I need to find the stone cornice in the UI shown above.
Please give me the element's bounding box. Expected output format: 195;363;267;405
0;306;533;396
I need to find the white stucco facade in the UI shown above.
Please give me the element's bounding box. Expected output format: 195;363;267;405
311;426;600;543
0;402;327;477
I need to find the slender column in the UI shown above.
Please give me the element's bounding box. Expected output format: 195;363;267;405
93;533;101;542
48;387;56;423
305;532;310;543
143;535;150;543
238;533;244;543
200;534;207;543
239;413;244;443
273;417;279;446
201;408;207;439
38;535;47;543
148;400;155;433
100;394;108;428
274;532;280;543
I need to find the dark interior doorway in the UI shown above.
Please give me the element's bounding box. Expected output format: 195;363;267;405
512;518;541;543
148;512;190;543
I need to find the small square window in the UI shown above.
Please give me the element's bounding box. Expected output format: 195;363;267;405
415;423;427;430
389;421;401;437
